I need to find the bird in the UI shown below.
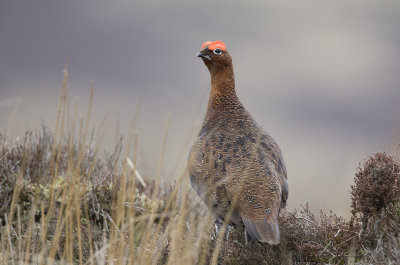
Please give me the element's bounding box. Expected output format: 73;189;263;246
188;40;288;245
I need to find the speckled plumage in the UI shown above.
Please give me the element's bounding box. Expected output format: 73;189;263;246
188;41;288;245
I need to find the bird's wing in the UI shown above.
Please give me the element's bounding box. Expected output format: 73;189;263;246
258;131;288;208
237;159;282;244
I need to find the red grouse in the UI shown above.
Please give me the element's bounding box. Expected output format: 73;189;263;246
188;41;288;245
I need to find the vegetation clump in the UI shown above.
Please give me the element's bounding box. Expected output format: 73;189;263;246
351;152;400;231
349;152;400;264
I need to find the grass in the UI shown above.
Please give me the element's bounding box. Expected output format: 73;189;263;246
0;64;399;264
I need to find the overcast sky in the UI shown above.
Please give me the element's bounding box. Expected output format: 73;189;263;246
1;0;400;217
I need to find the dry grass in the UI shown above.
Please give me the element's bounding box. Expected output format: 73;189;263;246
0;65;399;264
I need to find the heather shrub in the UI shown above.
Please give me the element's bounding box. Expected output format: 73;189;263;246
0;126;169;263
218;203;356;265
349;152;400;264
4;127;400;264
351;152;400;234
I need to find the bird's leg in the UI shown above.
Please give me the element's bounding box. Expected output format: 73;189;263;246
225;224;233;240
214;218;233;240
245;229;254;248
214;218;223;237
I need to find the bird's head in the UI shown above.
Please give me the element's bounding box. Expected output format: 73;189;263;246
196;40;232;70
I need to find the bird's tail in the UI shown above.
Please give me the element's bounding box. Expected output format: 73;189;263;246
242;218;280;245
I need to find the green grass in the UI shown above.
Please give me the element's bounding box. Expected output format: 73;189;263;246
0;65;399;264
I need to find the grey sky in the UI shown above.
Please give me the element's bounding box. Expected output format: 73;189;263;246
1;0;400;217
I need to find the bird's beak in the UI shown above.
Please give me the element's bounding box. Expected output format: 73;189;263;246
196;51;211;61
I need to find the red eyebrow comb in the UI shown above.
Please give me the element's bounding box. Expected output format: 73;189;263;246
201;41;212;50
208;41;226;51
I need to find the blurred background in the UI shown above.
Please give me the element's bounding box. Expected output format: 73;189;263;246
1;0;399;217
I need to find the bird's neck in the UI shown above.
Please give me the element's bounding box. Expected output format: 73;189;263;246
200;65;243;133
207;66;239;110
200;65;245;134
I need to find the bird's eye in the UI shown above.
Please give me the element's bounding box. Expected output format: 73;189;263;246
213;48;222;55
